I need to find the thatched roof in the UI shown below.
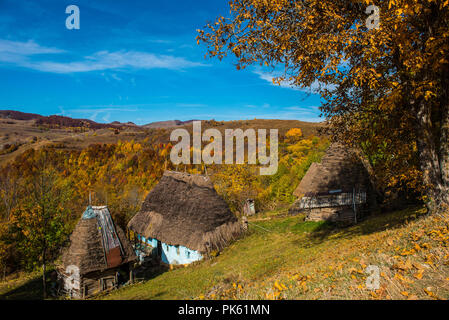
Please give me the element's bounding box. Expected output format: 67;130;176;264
293;143;369;197
127;171;243;253
60;206;136;276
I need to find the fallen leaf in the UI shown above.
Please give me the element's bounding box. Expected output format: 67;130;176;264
414;270;424;280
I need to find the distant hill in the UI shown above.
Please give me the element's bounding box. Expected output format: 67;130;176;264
0;109;324;166
0;110;125;129
0;111;323;134
0;110;193;129
0;110;43;121
142;120;197;129
35;115;121;130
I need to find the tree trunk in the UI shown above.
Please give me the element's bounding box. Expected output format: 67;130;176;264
416;100;449;214
42;249;47;299
440;85;449;190
439;103;449;213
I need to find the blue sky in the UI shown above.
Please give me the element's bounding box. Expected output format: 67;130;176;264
0;0;323;125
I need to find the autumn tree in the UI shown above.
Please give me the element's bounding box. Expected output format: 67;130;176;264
0;166;21;221
197;0;449;213
0;222;15;281
212;164;260;213
285;128;303;143
10;151;71;298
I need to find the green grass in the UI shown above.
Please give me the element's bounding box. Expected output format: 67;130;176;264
102;206;444;300
102;211;334;299
0;271;44;300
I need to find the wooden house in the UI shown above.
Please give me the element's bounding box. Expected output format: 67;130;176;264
57;206;136;298
289;143;372;223
127;171;243;266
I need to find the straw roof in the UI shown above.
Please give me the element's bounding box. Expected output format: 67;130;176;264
294;143;369;197
60;206;136;276
127;171;243;253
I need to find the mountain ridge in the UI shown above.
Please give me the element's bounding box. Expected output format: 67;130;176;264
0;110;198;129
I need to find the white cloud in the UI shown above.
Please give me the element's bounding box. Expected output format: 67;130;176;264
253;69;299;91
285;105;321;114
253;68;334;93
0;39;64;65
187;104;323;122
102;112;111;123
245;103;271;109
175;103;208;108
28;50;207;73
146;39;173;44
188;111;322;122
0;39;207;74
0;39;64;55
65;106;140;122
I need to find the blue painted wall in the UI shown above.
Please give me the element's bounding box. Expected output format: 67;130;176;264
136;234;202;265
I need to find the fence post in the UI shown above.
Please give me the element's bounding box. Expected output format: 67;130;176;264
353;187;357;224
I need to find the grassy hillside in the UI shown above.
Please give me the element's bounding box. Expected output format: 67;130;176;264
1;206;448;300
100;206;449;300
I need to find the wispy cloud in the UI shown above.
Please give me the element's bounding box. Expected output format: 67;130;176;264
187;111;322;122
63;103;209;122
175;103;208;108
0;39;64;55
253;68;333;93
285;105;321;114
101;72;123;82
253;68;299;91
147;39;173;44
64;106;140;122
186;104;323;122
102;112;111;122
0;39;208;74
69;107;140;113
245;103;271;109
0;39;64;65
29;50;207;73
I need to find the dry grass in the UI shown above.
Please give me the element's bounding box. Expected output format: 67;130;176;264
249;207;449;300
102;205;449;300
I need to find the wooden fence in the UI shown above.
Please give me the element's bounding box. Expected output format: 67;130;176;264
299;190;366;210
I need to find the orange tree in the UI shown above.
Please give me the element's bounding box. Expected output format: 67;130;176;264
197;0;449;213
